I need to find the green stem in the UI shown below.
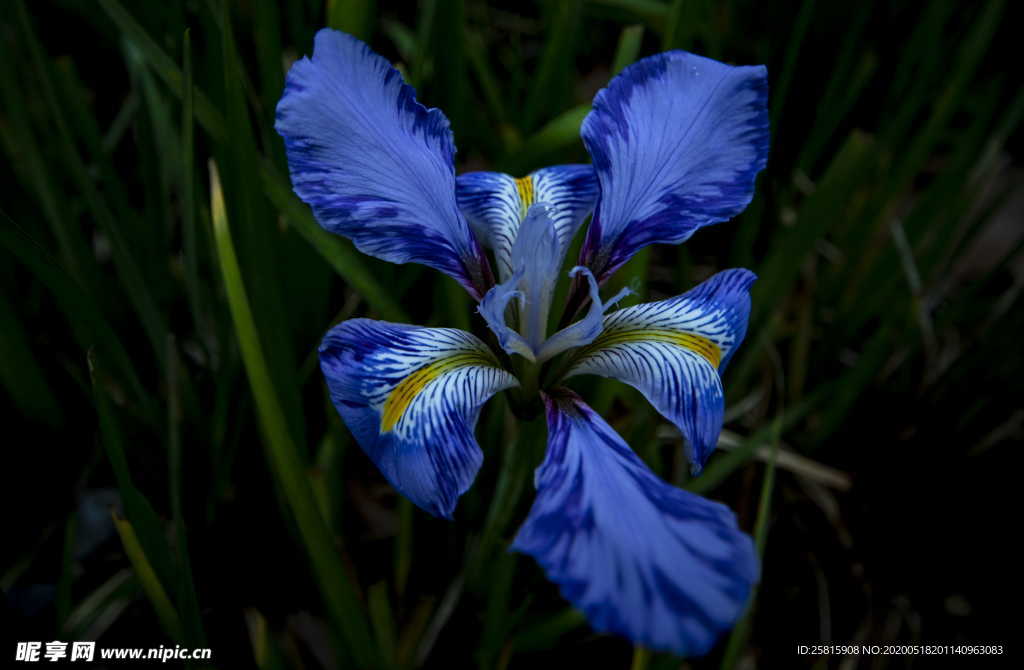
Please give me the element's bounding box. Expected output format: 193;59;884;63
508;357;543;419
718;412;782;670
467;413;546;586
520;360;540;400
112;512;182;641
629;646;650;670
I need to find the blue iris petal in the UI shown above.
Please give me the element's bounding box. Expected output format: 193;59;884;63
478;267;534;361
478;204;570;360
276;29;491;298
537;266;631;362
457;165;598;281
512;391;758;656
319;319;517;518
580;51;769;281
511;204;564;351
567;269;755;471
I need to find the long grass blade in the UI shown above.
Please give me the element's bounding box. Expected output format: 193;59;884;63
209;161;378;666
718;412;781;669
112;512;183;640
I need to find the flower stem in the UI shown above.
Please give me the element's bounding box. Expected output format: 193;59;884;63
508;357;543;419
629;646;650;670
520;358;541;399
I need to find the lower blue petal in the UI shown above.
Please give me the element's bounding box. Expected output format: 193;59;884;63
512;391;758;656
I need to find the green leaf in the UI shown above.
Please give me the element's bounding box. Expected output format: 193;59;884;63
90;351;177;597
260;164;409;322
522;0;582;132
688;388;821;495
16;0;169;366
422;0;467;134
0;37;99;296
218;0;307;447
166;336;206;647
662;0;703;50
504;105;590;175
511;608;587;654
368;582;398;664
97;0;226;138
770;0;816;125
112;512;183;641
718;413;781;669
612;24;644;76
0;291;62;423
328;0;377;41
180;29;206;335
586;0;668;26
755;131;877;323
0;219;150;417
55;516;77;629
209;161;379;667
99;0;407;325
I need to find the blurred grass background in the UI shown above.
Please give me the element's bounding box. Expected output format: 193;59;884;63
1;0;1021;668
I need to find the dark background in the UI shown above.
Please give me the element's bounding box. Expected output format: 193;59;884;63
2;1;1021;668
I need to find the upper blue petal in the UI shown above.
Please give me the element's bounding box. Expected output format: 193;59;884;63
456;165;597;282
276;29;491;298
510;203;565;351
512;391;758;656
319;319;518;518
580;51;769;281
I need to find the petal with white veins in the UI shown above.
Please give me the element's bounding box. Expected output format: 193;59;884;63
567;269;755;470
457;165;597;281
320;319;518;518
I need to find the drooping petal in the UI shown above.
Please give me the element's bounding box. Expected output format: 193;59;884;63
478;268;534;361
457;165;597;280
580;51;769;281
276;29;491;298
512;391;758;656
319;319;518;518
566;269;755;470
537;266;631;362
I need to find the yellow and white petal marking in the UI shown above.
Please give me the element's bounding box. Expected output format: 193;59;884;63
576;328;723;370
456;166;597;281
363;334;516;442
381;350;502;433
566;321;726;469
530;166;598;252
514;175;535;219
564;270;755;469
321;320;520;518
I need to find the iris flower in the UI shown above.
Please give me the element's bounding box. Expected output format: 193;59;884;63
276;29;769;656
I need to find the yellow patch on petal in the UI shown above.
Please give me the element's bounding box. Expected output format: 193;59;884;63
514;175;534;219
381;352;498;433
585;328;723;368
